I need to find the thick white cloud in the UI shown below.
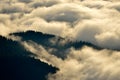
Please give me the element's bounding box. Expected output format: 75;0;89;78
30;3;91;23
73;17;120;49
22;41;63;67
48;48;120;80
1;0;120;49
1;1;120;79
22;41;120;80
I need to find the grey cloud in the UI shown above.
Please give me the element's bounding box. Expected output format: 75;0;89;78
29;0;61;8
74;21;102;42
82;0;110;9
108;3;120;12
18;0;33;3
30;3;91;23
0;2;32;14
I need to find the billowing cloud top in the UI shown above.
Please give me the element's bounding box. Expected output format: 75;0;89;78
1;0;120;49
1;0;120;80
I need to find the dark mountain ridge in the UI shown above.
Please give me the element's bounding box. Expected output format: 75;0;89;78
11;31;102;58
0;35;58;80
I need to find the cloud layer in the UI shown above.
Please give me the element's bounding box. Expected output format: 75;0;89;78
1;0;120;80
1;0;120;49
22;41;120;80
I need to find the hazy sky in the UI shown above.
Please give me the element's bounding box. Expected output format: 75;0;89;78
0;0;120;80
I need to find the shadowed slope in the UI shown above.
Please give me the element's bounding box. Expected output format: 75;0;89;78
0;36;57;80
